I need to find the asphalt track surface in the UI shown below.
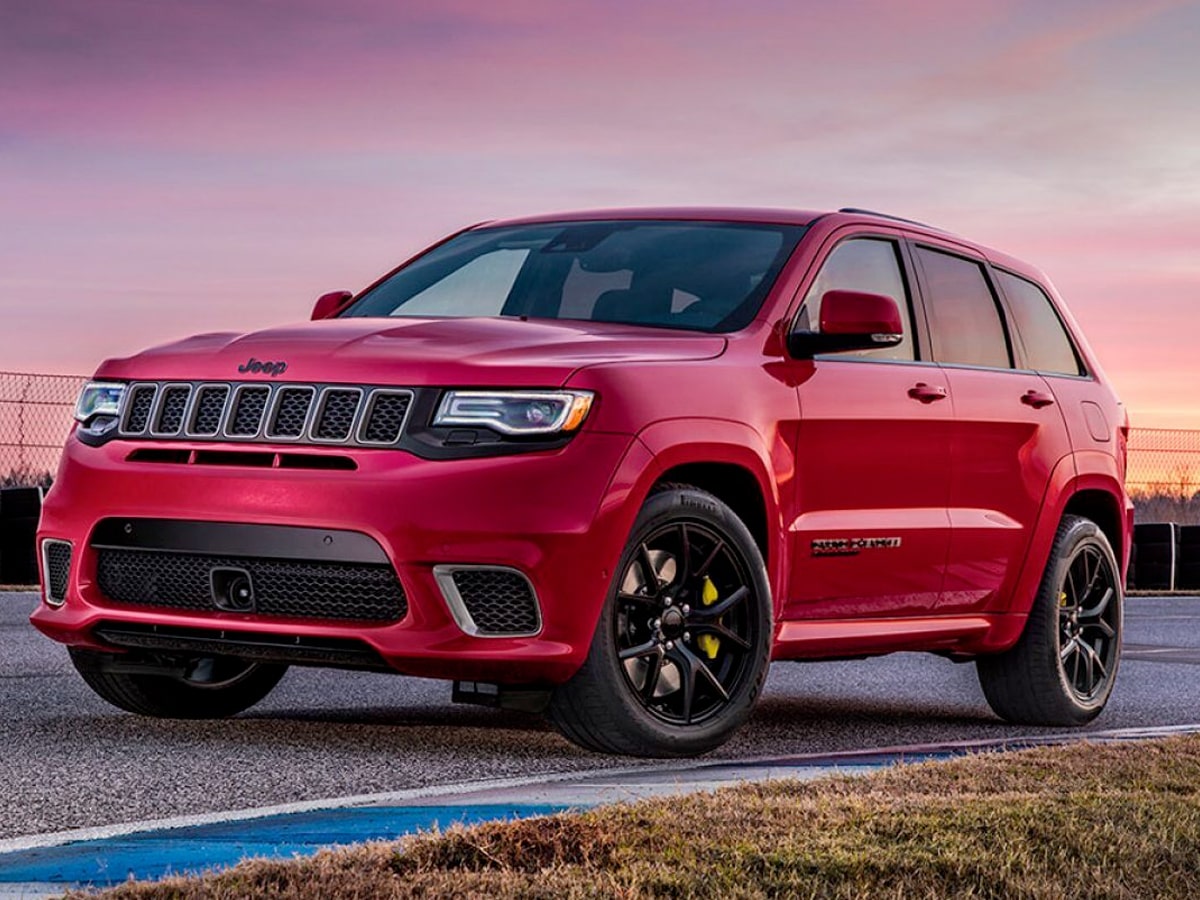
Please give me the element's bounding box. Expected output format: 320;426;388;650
4;591;1200;841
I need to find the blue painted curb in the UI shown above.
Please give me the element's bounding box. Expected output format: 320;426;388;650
0;803;571;887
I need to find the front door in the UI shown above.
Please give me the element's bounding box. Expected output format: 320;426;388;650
785;234;953;620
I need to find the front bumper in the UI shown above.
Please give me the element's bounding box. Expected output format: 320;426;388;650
33;429;646;685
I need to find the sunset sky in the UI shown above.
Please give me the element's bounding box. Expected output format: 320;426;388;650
2;0;1198;426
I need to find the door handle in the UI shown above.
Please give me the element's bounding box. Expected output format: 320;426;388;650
1021;390;1056;409
907;382;948;403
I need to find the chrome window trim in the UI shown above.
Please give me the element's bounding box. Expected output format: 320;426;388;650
355;388;415;447
432;564;543;638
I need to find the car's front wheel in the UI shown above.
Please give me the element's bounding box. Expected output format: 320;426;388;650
549;485;772;757
977;514;1122;725
70;649;287;719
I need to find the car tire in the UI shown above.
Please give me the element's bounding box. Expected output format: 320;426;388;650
70;650;287;719
977;514;1122;726
549;484;772;757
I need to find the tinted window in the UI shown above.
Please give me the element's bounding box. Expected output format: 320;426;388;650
995;270;1083;376
915;247;1011;369
797;238;915;360
345;221;806;333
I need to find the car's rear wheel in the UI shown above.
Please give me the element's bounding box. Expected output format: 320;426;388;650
549;485;772;757
70;649;287;719
977;514;1122;725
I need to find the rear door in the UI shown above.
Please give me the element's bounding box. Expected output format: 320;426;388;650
785;231;953;620
910;241;1074;613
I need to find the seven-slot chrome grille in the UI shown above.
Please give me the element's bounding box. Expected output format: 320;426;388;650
117;382;413;448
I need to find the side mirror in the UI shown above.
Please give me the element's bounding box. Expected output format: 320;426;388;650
787;290;904;358
311;290;354;320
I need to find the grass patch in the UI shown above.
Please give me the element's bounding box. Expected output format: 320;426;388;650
69;736;1200;898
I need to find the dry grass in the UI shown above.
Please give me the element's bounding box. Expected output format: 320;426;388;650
69;735;1200;899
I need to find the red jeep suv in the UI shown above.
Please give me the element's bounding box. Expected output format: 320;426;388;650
34;208;1130;757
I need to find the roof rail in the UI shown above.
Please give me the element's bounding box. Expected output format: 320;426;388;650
837;207;941;230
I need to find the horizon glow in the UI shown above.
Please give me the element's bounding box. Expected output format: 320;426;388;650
2;0;1198;426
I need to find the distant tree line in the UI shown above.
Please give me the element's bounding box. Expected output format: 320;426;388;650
1;468;53;491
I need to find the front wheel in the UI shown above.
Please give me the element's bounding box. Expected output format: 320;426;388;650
70;650;287;719
977;515;1122;726
549;485;773;757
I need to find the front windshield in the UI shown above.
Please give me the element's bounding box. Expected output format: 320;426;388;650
343;220;807;333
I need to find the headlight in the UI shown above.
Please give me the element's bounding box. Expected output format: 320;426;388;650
74;382;125;423
74;382;125;437
434;390;594;436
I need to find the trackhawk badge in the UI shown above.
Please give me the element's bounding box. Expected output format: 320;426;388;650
812;537;902;557
237;357;288;377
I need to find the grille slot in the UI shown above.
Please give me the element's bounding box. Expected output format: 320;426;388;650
42;540;72;605
268;387;314;439
361;391;412;445
123;385;157;433
96;548;407;623
153;385;191;435
229;386;271;436
189;385;229;436
436;566;541;636
314;389;361;441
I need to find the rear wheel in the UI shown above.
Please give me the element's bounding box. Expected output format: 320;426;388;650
977;515;1122;725
549;485;772;757
70;650;287;719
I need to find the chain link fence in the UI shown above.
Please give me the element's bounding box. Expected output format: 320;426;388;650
1126;429;1200;525
0;371;88;488
2;371;1200;520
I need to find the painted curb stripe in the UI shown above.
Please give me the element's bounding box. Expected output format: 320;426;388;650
0;805;567;886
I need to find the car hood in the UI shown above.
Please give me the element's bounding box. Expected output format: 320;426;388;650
94;316;727;386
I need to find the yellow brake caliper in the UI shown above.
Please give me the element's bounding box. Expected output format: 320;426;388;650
696;576;721;660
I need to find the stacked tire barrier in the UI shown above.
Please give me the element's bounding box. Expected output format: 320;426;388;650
1178;526;1200;591
1126;522;1200;593
0;486;43;585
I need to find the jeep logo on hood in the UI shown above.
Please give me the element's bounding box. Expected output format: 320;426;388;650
238;357;288;377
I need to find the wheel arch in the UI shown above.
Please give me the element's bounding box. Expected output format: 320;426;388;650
632;419;787;610
1000;453;1130;629
1062;488;1126;573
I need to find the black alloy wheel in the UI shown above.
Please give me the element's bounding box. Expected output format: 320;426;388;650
549;485;772;757
1057;543;1120;703
614;520;758;726
978;514;1123;726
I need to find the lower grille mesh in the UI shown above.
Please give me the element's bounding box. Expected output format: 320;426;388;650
451;569;540;635
43;541;72;603
96;549;407;622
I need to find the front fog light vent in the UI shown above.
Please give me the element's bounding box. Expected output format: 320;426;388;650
434;565;541;637
42;540;72;606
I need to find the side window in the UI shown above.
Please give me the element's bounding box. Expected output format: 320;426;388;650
995;271;1084;376
914;246;1011;369
798;238;915;361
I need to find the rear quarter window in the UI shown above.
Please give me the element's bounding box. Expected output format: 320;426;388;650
995;270;1084;376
